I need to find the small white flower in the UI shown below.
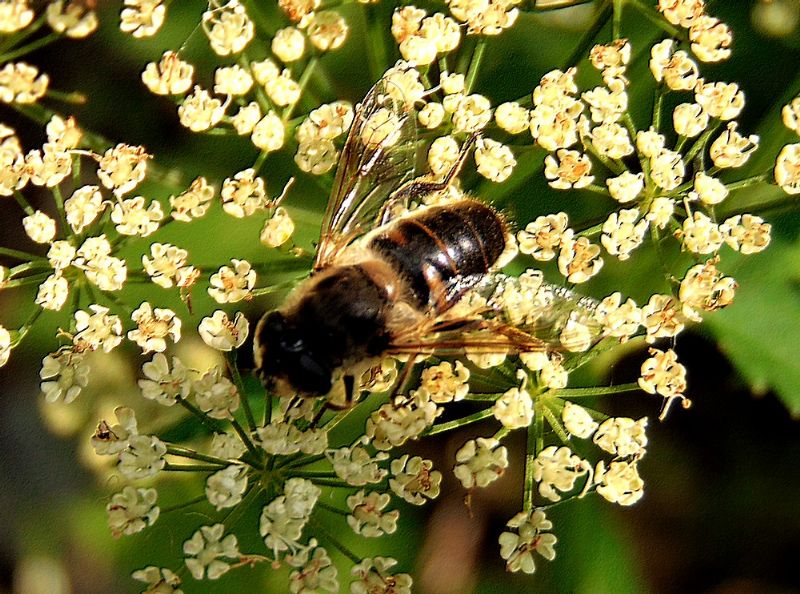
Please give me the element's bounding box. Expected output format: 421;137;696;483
198;310;249;351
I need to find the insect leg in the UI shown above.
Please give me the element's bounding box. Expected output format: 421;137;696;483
386;133;481;210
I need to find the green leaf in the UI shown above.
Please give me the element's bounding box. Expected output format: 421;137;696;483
705;234;800;416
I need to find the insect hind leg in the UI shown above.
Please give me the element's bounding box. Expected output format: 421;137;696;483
382;133;481;221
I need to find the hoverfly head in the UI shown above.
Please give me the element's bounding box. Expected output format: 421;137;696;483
254;310;332;397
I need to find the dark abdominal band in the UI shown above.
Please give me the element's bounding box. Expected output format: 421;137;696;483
367;200;506;311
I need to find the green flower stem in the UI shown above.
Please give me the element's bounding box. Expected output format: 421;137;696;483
164;463;221;472
221;483;262;531
582;182;612;196
12;190;34;216
541;399;570;443
0;32;60;63
723;172;772;193
463;392;504;402
177;398;225;433
464;38;487;94
0;247;45;261
612;0;624;39
283;56;319;123
230;417;262;461
51;186;71;239
2;272;50;289
562;2;612;69
424;407;495;436
549;382;642;398
278;453;327;470
629;0;681;37
159;494;208;514
683;121;720;164
494;427;510;441
320;402;362;434
0;11;47;55
288;470;339;479
528;0;597;12
652;84;666;132
44;89;86;104
251;150;269;175
622;113;648;175
305;478;353;488
225;351;257;432
166;445;230;466
523;405;545;513
11;307;42;347
316;501;349;516
309;518;362;564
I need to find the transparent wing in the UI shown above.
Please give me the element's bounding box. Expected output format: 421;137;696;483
314;74;418;270
387;272;603;355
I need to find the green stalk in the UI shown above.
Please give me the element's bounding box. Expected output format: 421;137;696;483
0;32;60;63
309;518;362;564
226;351;257;431
549;382;642;398
424;407;495;436
464;38;487;94
166;445;231;466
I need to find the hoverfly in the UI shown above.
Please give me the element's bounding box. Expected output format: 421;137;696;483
253;65;600;406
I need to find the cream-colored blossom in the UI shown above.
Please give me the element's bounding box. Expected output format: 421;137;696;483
532;446;590;502
0;62;48;103
221;168;267;217
595;460;644;506
689;15;732;62
260;206;295;247
495;101;529;134
558;231;603;283
251;112;285;152
606;171;644;204
35;273;69;311
208;259;255;303
307;11;348;51
265;70;301;107
453;437;508;489
680;211;723;254
601;208;648;261
641;294;686;343
22;210;56;243
169;177;214;222
498;509;557;574
120;0;165;38
474;138;515;182
517;212;569;261
178;86;227;132
544;149;593;190
198;311;249;351
74;305;123;353
111;195;163;237
650;40;699;91
561;402;598;439
774;143;800;194
47;1;98;38
203;0;254;56
0;0;33;33
720;214;771;254
128;302;181;353
673;102;709;137
97;144;150;196
695;81;744;121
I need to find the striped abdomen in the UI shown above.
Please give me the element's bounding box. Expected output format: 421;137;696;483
367;199;506;313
